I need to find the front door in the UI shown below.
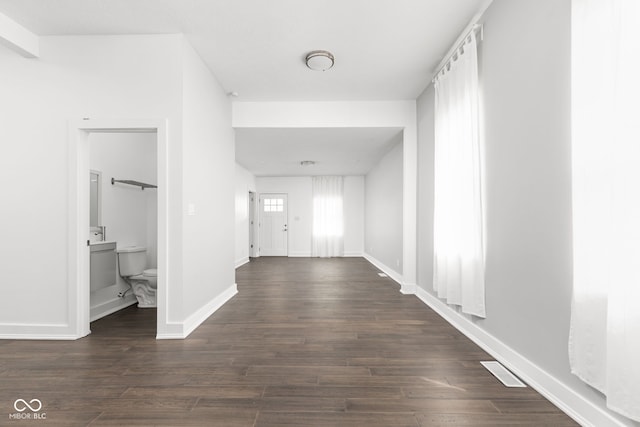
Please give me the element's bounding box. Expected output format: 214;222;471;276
259;194;288;256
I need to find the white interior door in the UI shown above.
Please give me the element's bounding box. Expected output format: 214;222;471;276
259;194;288;256
249;191;257;258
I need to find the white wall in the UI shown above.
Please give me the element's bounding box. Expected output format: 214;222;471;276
233;101;417;291
0;34;183;337
0;34;236;340
417;1;636;425
179;39;236;334
235;163;257;266
256;176;364;257
89;132;157;319
343;176;365;256
365;139;403;278
90;132;158;266
417;84;435;299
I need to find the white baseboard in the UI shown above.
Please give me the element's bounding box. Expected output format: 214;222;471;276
2;284;238;342
0;299;140;339
415;286;628;427
235;257;250;269
343;251;364;257
90;295;137;322
156;321;184;339
0;323;80;340
288;251;312;257
363;253;404;287
289;252;364;258
157;283;237;340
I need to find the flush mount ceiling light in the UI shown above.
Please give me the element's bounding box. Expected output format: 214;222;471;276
300;160;316;166
305;50;334;71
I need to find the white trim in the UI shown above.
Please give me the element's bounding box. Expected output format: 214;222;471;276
155;322;184;339
0;334;82;340
363;253;404;286
415;286;628;427
288;252;312;257
0;323;80;340
67;124;91;340
343;251;364;257
157;283;237;340
90;295;137;322
235;257;250;269
233;100;418;302
363;253;416;294
68;118;169;341
182;284;237;338
0;10;39;58
273;252;364;258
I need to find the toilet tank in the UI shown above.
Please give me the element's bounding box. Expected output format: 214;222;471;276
116;246;147;276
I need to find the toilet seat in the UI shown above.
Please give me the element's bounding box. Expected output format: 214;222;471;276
127;269;157;280
143;268;157;277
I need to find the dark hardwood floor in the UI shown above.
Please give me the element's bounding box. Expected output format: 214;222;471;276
0;257;577;426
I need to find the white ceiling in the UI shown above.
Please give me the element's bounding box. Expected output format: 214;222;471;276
0;0;488;101
0;0;489;175
236;128;403;176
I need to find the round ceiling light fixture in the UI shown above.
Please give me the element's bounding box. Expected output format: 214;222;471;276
305;50;335;71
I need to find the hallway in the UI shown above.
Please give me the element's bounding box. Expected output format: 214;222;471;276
0;257;577;426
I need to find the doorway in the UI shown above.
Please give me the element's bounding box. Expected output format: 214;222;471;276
68;118;168;339
259;193;288;256
249;191;258;258
88;132;157;324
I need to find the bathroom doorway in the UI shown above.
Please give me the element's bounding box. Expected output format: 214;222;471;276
68;119;169;339
88;132;158;326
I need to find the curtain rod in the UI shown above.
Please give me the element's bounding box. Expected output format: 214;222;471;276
431;24;483;83
430;0;492;83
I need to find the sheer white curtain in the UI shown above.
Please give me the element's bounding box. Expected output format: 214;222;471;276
433;29;485;318
312;176;344;258
570;0;640;421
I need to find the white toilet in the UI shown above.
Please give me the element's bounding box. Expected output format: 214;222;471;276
116;246;157;308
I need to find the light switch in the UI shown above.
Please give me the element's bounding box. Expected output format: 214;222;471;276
187;203;196;216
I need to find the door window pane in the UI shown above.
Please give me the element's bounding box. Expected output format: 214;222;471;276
264;198;283;212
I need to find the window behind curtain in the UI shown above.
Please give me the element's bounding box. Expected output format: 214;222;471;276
570;0;640;421
432;28;486;318
312;176;344;258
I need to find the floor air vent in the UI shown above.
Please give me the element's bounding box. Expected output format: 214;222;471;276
480;361;527;387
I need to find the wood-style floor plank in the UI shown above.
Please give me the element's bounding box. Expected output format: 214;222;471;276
0;257;578;426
